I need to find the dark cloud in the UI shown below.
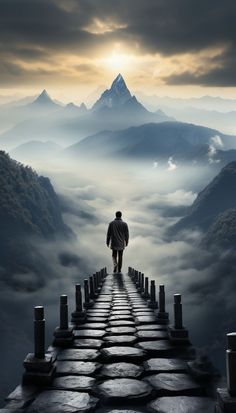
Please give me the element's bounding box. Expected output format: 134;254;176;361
0;0;236;86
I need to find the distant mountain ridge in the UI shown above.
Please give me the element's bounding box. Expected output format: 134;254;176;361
171;162;236;247
0;151;70;289
65;121;236;165
92;74;132;110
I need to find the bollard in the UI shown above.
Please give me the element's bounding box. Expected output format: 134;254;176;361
148;280;158;308
144;277;150;299
168;294;189;343
227;333;236;396
137;272;142;293
34;306;45;359
76;284;83;312
174;294;183;329
60;295;68;330
89;275;96;299
157;284;169;324
54;295;73;346
93;273;98;295
23;306;56;385
71;283;86;325
215;333;236;412
83;279;94;308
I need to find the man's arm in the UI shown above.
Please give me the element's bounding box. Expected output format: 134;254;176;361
124;223;129;246
106;223;112;246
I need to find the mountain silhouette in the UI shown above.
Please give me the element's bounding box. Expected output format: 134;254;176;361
27;89;60;110
92;74;132;110
172;162;236;235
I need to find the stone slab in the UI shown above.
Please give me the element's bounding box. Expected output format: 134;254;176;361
76;323;107;330
86;317;108;323
135;316;157;324
104;335;137;345
144;358;188;373
95;378;153;401
27;390;98;413
73;339;103;349
136;340;174;355
147;396;214;413
136;330;168;340
111;311;132;316
109;320;135;327
51;375;95;391
136;325;167;331
57;349;100;361
101;346;146;361
109;315;133;321
74;329;106;338
6;384;38;403
100;362;143;378
145;373;203;396
56;361;101;376
106;327;137;335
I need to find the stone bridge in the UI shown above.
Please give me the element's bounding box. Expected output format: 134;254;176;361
1;268;235;412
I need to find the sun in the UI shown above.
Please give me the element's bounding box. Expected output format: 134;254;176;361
102;52;133;72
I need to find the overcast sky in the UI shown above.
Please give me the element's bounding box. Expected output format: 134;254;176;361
1;0;236;101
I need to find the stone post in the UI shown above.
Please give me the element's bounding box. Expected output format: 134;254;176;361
142;276;150;299
215;333;236;412
54;295;73;346
71;284;86;326
83;279;94;308
93;273;98;295
89;275;96;299
23;306;56;385
168;294;189;343
148;280;158;308
157;284;169;324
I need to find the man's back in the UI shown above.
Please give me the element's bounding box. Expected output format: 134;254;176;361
107;217;129;250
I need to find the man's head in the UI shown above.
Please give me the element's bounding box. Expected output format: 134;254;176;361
116;211;122;218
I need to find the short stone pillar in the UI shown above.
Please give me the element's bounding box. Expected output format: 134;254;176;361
142;276;150;299
215;333;236;412
71;284;86;325
93;273;99;296
54;295;73;347
23;306;56;385
83;279;94;308
89;275;97;299
168;294;189;343
156;284;169;324
137;272;142;293
148;280;158;308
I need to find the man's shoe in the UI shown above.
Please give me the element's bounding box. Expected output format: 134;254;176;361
113;265;118;273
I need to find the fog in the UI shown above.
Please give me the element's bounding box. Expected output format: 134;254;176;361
0;156;231;406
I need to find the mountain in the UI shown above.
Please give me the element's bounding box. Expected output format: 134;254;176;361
26;89;61;111
92;74;132;110
171;162;236;235
10;140;62;162
0;75;172;150
65;121;236;163
0;151;70;290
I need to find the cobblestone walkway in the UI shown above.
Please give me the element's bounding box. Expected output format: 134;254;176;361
3;270;216;413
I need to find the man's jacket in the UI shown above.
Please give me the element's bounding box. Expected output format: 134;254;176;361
106;218;129;250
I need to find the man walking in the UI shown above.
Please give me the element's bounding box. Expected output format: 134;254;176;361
106;211;129;273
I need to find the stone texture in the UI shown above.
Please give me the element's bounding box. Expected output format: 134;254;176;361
136;340;174;355
106;327;137;335
74;329;106;338
73;339;103;348
57;349;100;361
95;378;153;401
50;375;95;391
104;335;137;345
136;324;167;331
100;362;143;378
109;320;135;327
56;361;101;376
147;396;214;413
144;358;188;373
27;390;98;413
101;346;146;361
145;373;203;395
76;323;107;330
136;330;168;340
135;316;157;324
109;315;133;321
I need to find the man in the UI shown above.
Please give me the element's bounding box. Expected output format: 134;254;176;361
106;211;129;273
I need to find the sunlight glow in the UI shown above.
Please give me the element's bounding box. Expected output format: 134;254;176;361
103;52;133;71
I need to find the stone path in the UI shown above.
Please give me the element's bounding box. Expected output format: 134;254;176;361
2;269;217;413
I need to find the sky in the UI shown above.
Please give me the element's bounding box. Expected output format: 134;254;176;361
1;0;236;102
